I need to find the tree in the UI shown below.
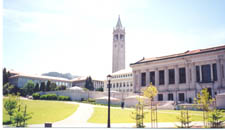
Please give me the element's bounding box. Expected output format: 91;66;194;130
208;109;225;128
3;83;20;95
60;85;66;90
50;83;57;91
40;82;45;92
176;106;192;128
84;76;94;91
131;98;147;128
23;80;35;96
195;88;214;128
4;94;19;123
12;104;32;127
34;83;40;92
3;68;9;85
142;83;158;128
45;80;51;91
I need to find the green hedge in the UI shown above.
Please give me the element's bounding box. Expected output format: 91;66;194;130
32;93;40;99
57;96;71;101
36;93;71;101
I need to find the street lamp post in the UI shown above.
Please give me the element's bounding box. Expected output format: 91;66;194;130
107;74;112;128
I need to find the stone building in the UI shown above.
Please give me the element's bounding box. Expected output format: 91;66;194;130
130;45;225;103
8;71;72;88
104;68;133;93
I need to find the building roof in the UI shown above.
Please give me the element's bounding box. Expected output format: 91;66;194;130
9;73;71;82
68;86;84;91
71;76;104;82
130;45;225;66
111;68;132;75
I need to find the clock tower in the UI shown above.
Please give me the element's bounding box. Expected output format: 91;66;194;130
112;16;125;73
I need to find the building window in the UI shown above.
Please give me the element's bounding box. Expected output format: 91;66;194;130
202;64;211;83
141;72;146;86
159;70;164;85
196;66;200;82
120;83;122;87
168;93;173;101
114;34;118;40
179;68;186;83
150;71;155;85
116;83;119;88
123;82;126;87
158;94;163;101
169;69;175;84
213;63;217;81
178;93;185;102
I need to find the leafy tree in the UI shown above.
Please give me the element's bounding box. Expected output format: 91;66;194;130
3;68;10;85
60;85;66;90
40;82;45;92
50;83;57;91
131;98;147;128
176;106;192;128
84;76;94;91
195;88;214;128
142;83;158;128
34;83;40;92
208;109;225;128
45;80;51;91
23;80;35;96
12;104;32;127
4;94;19;122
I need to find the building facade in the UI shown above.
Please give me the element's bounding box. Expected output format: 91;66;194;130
130;45;225;103
112;16;126;73
104;68;133;93
9;72;72;88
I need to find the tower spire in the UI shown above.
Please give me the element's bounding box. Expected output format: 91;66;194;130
116;15;122;29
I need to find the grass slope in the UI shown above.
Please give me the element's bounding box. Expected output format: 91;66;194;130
3;99;79;125
88;107;206;123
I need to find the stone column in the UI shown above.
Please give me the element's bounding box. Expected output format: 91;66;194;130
146;69;150;87
175;65;179;103
216;59;222;87
210;64;214;82
186;63;190;86
133;71;137;92
137;70;141;92
191;63;196;87
165;67;169;88
155;68;159;86
199;65;202;82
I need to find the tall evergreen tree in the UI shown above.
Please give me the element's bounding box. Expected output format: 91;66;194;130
40;82;45;92
23;80;35;96
50;83;57;91
46;80;51;91
34;83;40;92
3;68;9;85
84;76;94;91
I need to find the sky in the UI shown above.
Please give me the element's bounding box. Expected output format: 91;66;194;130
2;0;225;80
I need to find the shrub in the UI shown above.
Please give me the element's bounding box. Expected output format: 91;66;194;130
32;93;40;100
40;95;48;100
57;96;71;101
47;94;57;100
87;98;95;103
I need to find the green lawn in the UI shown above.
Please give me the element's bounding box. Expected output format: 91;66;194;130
3;99;79;125
88;107;205;123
